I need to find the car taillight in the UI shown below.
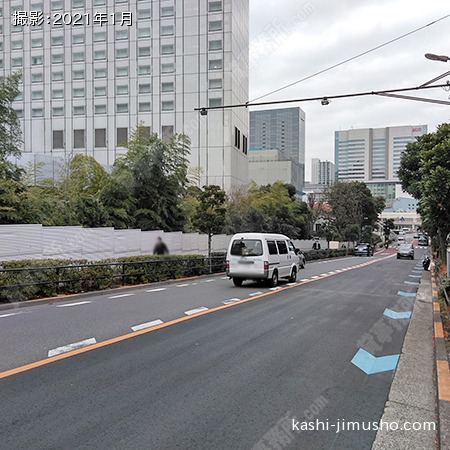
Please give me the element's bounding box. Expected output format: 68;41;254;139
226;261;230;270
264;261;269;270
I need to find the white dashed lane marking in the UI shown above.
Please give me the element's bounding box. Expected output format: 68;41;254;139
146;288;166;293
47;337;97;357
222;298;241;305
249;291;263;296
108;293;134;299
0;313;18;318
176;284;189;287
185;307;209;315
56;301;92;308
300;278;309;282
131;319;164;332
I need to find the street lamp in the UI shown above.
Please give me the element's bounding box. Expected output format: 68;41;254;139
425;53;450;63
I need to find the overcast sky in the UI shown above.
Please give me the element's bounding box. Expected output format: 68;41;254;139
248;0;450;180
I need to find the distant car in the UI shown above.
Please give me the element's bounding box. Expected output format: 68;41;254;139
397;244;414;259
397;236;406;244
354;243;373;257
413;234;419;239
418;237;428;246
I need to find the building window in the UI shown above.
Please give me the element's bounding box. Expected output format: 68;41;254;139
209;20;222;32
32;90;43;100
94;68;107;78
31;55;43;66
94;32;106;42
95;129;106;147
139;102;151;112
72;0;84;8
94;0;105;5
162;125;174;141
161;44;174;55
73;106;85;115
138;65;151;75
138;83;151;93
53;107;64;116
243;135;248;154
32;108;44;117
116;48;128;58
52;1;63;10
95;104;106;114
161;25;174;36
234;127;240;149
94;86;107;96
15;109;23;118
31;3;44;12
73;88;85;97
116;85;128;95
116;66;128;77
209;78;222;89
116;103;129;113
73;52;85;62
209;98;222;107
51;36;63;46
53;130;64;149
117;128;128;146
161;6;174;17
139;46;151;57
52;54;64;64
73;70;85;80
161;63;174;73
72;34;85;44
209;59;222;70
12;40;23;49
209;1;222;12
138;9;151;19
161;101;174;111
52;72;63;81
52;89;64;99
94;50;106;60
138;27;151;38
161;82;174;92
12;58;23;67
115;29;128;40
209;40;222;51
74;129;85;148
31;73;43;83
15;92;23;101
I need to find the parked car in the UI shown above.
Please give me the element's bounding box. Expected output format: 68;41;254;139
226;233;301;287
354;243;374;257
418;236;428;246
397;244;414;259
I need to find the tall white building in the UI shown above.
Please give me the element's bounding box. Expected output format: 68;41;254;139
335;125;427;200
311;158;334;185
1;0;249;190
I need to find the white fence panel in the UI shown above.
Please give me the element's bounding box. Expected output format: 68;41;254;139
18;224;43;260
164;232;183;255
42;226;83;259
113;229;140;259
81;228;115;260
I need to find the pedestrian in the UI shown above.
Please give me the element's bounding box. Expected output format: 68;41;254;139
317;241;321;250
312;241;318;250
153;236;169;255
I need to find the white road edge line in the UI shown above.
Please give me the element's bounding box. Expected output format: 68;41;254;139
185;307;209;315
48;337;97;357
108;293;134;299
146;288;166;293
56;301;92;308
131;319;164;332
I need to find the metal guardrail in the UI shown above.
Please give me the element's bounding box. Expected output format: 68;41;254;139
0;255;227;302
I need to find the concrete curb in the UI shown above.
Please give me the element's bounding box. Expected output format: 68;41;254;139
372;270;437;449
430;266;450;450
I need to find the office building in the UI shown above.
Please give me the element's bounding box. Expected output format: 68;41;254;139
334;125;427;200
311;158;335;185
1;0;249;190
249;107;305;192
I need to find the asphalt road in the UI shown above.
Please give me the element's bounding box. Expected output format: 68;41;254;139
0;245;426;449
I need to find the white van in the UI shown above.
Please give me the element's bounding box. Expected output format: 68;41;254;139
226;233;302;287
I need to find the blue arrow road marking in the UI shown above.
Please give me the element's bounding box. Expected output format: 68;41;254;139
351;348;400;375
409;275;422;278
405;281;420;285
397;291;417;297
383;308;412;319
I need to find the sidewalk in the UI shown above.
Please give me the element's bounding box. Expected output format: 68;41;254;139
372;271;438;449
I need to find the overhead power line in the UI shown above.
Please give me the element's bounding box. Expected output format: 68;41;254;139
249;14;450;103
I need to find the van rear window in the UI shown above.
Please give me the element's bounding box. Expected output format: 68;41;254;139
230;239;263;256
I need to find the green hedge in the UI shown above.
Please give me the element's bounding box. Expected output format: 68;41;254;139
302;248;348;261
0;254;219;303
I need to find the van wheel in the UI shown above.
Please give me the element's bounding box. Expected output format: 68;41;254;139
233;277;243;287
268;270;278;287
289;267;297;283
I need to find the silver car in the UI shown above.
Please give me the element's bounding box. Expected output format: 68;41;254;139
397;244;414;260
